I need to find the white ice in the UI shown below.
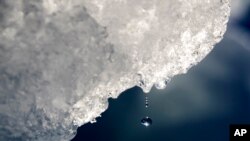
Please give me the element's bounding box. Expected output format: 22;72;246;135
0;0;230;140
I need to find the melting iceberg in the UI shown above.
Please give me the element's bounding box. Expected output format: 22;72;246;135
0;0;230;140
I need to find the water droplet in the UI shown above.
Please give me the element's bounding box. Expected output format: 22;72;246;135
145;96;149;108
155;78;171;89
141;117;152;127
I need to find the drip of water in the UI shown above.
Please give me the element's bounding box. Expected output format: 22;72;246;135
141;95;152;127
141;116;152;127
145;96;149;108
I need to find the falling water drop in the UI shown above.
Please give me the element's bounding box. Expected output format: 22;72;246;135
145;96;149;108
141;116;152;127
141;95;152;127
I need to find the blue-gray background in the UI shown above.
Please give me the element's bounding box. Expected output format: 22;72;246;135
73;1;250;141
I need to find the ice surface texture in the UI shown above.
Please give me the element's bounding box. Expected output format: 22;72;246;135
0;0;230;140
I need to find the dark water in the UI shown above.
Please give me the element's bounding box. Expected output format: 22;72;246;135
72;5;250;141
